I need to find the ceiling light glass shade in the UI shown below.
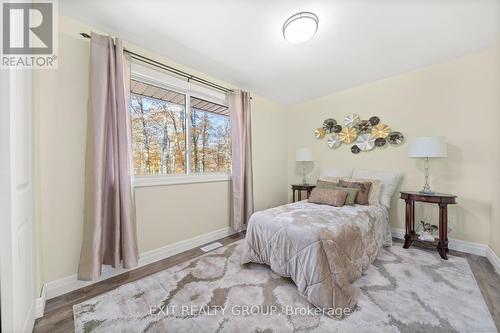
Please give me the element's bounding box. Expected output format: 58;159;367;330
283;12;319;43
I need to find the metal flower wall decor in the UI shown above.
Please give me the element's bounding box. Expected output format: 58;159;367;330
314;113;404;154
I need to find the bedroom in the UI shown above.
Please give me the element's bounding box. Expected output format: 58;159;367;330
1;0;499;332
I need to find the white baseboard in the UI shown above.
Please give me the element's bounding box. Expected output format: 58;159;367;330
390;227;405;240
44;227;234;300
391;227;488;257
35;284;46;318
486;247;500;275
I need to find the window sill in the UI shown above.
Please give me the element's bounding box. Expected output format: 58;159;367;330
134;173;231;188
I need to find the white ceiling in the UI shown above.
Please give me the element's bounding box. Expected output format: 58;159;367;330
61;0;500;105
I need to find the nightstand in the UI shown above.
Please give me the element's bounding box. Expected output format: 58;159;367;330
291;184;316;202
400;191;457;260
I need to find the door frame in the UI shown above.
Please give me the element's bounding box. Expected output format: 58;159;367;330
0;68;36;332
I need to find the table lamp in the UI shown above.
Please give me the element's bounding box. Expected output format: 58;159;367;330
296;147;314;185
408;136;447;194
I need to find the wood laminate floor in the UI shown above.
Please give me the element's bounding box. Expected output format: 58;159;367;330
33;234;500;333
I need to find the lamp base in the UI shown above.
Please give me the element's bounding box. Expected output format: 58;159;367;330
420;183;434;194
420;158;434;194
419;189;435;195
302;164;308;185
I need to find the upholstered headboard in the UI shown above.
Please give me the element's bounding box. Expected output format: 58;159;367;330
319;167;402;208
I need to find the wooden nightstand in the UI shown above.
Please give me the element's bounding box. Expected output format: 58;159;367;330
291;184;316;202
400;191;457;260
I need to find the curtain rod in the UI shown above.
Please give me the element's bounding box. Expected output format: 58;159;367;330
79;32;233;94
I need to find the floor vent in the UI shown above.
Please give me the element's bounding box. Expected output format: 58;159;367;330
200;242;223;252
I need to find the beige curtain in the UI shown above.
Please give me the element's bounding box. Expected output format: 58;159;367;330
78;33;139;281
229;90;254;231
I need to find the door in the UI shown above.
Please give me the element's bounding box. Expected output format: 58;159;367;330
0;68;36;332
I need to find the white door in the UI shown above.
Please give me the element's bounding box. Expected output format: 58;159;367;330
0;68;36;332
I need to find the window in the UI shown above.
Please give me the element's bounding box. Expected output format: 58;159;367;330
190;96;231;173
129;65;231;185
130;80;186;176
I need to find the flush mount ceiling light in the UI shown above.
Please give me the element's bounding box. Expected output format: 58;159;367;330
283;12;319;43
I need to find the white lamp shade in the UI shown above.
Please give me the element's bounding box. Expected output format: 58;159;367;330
296;147;314;162
408;136;447;158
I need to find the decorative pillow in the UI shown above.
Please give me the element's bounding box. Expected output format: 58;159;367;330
348;177;383;206
308;188;348;207
316;180;359;205
352;169;402;208
339;179;372;205
333;186;359;205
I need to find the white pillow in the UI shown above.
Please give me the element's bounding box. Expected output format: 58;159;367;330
320;167;353;179
352;169;402;208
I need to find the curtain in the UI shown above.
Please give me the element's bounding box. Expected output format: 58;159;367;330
78;33;139;281
228;90;254;231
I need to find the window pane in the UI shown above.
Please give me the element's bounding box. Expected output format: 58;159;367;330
130;79;186;176
190;97;231;173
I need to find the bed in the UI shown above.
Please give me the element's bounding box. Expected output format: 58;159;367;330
241;168;400;313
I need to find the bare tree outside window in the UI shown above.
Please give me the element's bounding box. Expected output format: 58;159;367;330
129;79;230;176
190;96;231;173
130;80;186;176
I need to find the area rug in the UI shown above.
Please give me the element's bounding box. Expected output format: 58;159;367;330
74;240;497;333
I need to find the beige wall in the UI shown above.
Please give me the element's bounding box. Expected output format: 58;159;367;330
251;96;288;210
134;182;230;253
33;16;288;292
287;46;500;249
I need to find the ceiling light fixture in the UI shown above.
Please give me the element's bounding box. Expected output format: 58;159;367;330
282;12;319;43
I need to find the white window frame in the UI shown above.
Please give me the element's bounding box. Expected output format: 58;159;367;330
130;62;231;187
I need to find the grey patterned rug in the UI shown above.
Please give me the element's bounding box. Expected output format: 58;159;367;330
74;240;497;333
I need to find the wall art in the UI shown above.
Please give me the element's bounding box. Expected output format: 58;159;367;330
314;115;404;154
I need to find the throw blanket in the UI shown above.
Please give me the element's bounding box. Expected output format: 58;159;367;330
241;201;391;312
